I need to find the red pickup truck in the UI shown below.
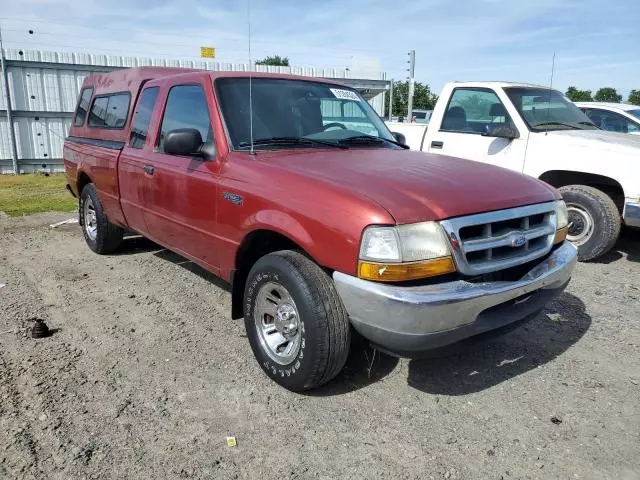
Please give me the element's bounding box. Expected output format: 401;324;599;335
64;67;577;391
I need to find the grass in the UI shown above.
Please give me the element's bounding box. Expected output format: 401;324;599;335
0;174;77;217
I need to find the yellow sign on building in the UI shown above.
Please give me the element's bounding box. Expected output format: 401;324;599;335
200;47;215;59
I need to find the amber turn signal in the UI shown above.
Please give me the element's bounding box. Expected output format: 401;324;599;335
358;256;456;282
553;226;569;244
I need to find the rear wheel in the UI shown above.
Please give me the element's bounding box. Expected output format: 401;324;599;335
559;185;620;261
244;250;351;391
79;183;123;254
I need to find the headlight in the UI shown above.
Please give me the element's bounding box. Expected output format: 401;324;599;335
555;200;569;229
359;222;455;282
554;200;569;244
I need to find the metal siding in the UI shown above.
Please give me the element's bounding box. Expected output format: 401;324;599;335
0;76;6;110
121;57;136;67
7;67;27;110
369;92;384;116
58;51;74;64
58;71;78;111
41;51;57;63
93;54;108;66
75;53;92;64
43;69;62;111
0;117;11;160
13;116;70;161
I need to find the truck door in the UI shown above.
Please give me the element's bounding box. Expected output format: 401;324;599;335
118;86;161;235
141;81;221;272
427;87;527;173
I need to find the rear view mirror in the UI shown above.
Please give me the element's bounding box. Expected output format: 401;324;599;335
482;124;519;140
164;128;215;160
392;132;407;145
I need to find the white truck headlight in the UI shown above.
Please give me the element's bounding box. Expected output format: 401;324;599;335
359;222;455;282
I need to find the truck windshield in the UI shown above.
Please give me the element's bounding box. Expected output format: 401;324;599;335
505;87;599;132
215;78;396;150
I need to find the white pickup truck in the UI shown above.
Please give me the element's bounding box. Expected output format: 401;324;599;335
388;81;640;261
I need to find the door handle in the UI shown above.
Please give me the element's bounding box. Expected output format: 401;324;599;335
431;141;444;149
143;165;154;175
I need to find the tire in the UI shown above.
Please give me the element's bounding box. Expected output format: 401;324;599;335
559;185;621;261
79;183;124;254
244;250;351;391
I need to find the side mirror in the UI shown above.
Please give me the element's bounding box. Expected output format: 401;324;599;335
164;128;215;160
482;124;519;140
392;131;407;145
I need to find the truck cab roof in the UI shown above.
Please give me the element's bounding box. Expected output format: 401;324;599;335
445;81;552;90
574;101;639;112
72;68;354;144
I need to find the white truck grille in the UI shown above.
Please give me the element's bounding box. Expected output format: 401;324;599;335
440;202;557;276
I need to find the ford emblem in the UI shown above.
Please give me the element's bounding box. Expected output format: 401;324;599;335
512;234;527;248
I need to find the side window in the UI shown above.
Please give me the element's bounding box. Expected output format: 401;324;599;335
583;109;602;128
129;87;160;149
73;87;93;126
592;110;639;134
89;93;131;129
159;84;212;152
441;88;512;134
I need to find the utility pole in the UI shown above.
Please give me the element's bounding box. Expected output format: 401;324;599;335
388;78;394;120
0;24;19;174
407;49;415;122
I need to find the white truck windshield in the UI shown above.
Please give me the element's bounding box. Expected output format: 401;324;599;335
505;87;598;132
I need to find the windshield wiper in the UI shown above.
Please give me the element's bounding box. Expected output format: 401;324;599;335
533;121;580;130
238;136;347;150
578;121;598;128
338;135;410;149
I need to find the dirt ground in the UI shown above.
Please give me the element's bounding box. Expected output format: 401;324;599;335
1;212;639;480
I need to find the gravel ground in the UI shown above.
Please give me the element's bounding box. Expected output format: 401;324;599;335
1;212;639;480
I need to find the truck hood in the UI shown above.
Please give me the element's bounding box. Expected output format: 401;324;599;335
546;129;640;153
259;148;557;224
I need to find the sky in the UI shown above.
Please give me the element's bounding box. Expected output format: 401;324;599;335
1;0;639;97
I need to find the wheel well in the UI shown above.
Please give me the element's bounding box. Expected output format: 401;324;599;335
231;230;307;320
539;170;625;213
77;171;92;195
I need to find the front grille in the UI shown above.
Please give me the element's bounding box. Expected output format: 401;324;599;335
440;202;557;276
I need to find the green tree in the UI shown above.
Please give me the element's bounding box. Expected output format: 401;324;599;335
255;55;290;66
385;81;438;117
594;87;622;103
628;89;640;106
565;86;593;102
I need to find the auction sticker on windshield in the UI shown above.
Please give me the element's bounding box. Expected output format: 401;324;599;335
330;88;361;101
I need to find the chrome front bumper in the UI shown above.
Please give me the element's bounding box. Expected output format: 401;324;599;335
333;241;578;356
623;200;640;228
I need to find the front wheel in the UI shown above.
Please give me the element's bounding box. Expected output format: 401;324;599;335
244;251;351;391
559;185;621;261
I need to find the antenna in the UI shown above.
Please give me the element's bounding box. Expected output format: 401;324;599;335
247;0;255;155
545;52;556;134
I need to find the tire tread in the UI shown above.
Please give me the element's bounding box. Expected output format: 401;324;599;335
245;250;350;390
80;184;124;254
559;184;621;261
